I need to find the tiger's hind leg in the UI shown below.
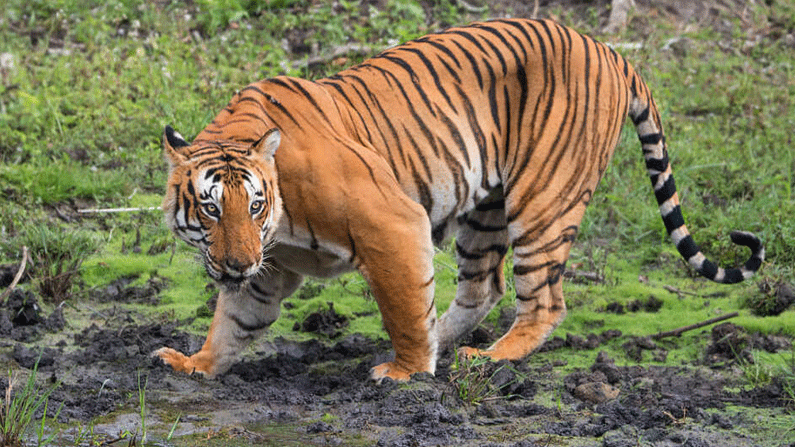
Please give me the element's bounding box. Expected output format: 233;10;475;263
437;191;509;352
461;206;584;361
154;262;303;378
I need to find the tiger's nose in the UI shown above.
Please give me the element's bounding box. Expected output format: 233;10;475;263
224;258;258;277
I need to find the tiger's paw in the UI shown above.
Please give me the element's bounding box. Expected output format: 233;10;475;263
457;346;487;359
370;361;415;383
152;347;217;378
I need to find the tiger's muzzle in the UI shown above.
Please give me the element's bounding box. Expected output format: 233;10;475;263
204;251;262;289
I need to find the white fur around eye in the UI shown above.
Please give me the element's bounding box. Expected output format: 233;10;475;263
243;170;265;212
197;170;224;209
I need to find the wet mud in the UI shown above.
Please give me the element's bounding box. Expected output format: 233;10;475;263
1;283;793;446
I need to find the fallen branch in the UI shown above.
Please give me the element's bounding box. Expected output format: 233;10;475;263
0;245;28;303
563;270;604;283
291;43;375;70
650;312;739;340
78;207;160;214
455;0;488;13
663;284;700;297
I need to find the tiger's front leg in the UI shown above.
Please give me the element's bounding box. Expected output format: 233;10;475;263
154;265;303;378
355;201;439;383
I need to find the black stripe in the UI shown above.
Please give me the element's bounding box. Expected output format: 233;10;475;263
458;265;500;282
422;38;463;70
654;175;677;205
676;235;700;260
661;206;685;232
465;218;506;232
347;233;357;264
697;259;718;280
450;40;483;90
455;242;508;260
632;106;649;125
513;260;558;276
401;47;457;113
639;132;662;145
645;153;669;172
721;269;744;284
475;199;505;212
229;313;270;332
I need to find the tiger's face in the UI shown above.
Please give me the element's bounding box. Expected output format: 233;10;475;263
161;126;283;286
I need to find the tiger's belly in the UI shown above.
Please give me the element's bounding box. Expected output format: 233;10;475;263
269;241;354;278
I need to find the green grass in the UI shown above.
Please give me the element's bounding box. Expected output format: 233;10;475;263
2;0;791;358
1;357;62;446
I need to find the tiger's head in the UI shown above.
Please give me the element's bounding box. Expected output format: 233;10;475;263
162;125;283;286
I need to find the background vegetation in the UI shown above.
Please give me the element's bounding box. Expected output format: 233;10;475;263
0;0;792;330
1;0;793;345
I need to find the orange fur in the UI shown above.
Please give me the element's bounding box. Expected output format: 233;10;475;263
154;19;762;382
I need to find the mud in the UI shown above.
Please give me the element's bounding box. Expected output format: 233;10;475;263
1;282;793;446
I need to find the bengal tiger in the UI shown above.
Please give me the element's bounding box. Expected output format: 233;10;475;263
153;18;764;382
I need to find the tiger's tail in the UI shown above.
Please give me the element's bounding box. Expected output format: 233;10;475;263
626;69;764;284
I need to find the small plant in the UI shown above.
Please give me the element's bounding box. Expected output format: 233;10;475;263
137;371;148;445
449;351;518;405
1;356;62;447
737;350;774;388
745;279;795;317
166;413;182;442
9;223;99;303
780;347;795;412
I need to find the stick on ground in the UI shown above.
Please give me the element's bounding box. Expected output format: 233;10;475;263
651;312;739;340
0;245;28;303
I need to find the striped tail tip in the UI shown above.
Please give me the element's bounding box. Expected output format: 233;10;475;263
694;230;764;285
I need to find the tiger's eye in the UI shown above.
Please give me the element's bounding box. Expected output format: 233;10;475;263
250;200;264;215
204;203;220;217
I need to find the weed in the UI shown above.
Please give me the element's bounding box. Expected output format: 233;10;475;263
780;347;795;412
137;371;148;444
0;356;62;447
737;350;774;388
166;412;182;442
7;222;99;303
449;351;518;405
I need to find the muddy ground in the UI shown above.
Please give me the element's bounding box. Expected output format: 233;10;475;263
1;276;793;446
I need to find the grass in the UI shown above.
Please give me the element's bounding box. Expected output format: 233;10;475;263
1;357;62;447
0;0;793;442
449;353;520;406
4;222;100;303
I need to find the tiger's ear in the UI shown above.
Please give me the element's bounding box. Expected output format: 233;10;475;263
163;125;190;167
252;128;280;161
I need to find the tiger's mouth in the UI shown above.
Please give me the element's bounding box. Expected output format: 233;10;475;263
217;273;248;291
203;255;260;290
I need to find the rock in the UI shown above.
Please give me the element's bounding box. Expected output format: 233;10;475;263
573;381;620;404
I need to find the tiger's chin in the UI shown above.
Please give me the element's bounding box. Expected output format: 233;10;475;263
217;274;249;291
204;266;256;291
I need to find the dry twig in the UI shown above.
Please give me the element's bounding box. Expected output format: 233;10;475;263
663;284;700;297
78;207;160;214
650;312;738;340
0;245;28;303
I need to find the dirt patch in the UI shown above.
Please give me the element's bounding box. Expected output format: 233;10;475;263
0;279;792;446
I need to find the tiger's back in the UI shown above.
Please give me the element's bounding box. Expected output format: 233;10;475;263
156;19;763;382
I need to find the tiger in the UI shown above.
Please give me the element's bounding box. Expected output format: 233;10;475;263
153;18;764;382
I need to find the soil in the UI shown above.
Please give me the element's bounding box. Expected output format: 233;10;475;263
1;276;793;446
3;0;794;445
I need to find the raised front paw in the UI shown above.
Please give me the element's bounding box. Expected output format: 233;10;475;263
152;347;217;378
